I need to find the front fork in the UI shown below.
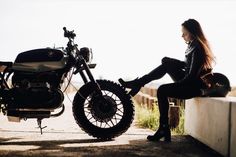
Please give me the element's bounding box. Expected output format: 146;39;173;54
74;59;110;109
74;58;102;93
76;58;96;83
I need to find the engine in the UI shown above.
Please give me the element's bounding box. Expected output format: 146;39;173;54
10;71;64;109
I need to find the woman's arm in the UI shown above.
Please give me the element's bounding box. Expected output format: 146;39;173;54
178;43;204;83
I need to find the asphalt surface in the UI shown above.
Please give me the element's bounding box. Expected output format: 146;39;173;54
0;92;223;157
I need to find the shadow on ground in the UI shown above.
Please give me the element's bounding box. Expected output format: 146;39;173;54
0;135;223;157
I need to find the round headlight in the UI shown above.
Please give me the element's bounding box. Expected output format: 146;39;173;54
80;47;91;63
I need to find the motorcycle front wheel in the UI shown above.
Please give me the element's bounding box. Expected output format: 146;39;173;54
72;79;134;139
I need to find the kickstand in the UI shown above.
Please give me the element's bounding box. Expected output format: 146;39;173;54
37;118;47;134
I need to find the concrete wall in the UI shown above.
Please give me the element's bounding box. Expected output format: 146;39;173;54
185;97;236;157
231;100;236;157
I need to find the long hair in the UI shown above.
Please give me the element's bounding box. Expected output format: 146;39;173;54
182;19;215;70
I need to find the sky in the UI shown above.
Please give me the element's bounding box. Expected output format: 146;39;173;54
1;0;236;85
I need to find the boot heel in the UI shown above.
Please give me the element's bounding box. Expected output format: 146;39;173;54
118;77;143;96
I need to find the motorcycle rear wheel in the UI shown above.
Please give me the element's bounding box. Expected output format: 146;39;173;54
72;79;134;139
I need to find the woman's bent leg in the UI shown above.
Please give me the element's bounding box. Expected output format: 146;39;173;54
147;83;201;142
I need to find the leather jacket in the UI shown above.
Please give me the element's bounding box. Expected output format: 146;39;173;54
179;39;210;84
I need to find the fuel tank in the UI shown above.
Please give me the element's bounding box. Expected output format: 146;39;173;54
12;48;68;72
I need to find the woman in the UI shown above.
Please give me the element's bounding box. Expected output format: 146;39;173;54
119;19;215;142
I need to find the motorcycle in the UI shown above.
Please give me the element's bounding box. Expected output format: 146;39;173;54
0;27;134;139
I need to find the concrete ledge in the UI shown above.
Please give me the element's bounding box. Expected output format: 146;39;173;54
231;102;236;157
184;97;236;157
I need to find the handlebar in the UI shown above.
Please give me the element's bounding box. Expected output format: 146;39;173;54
62;27;93;64
63;27;76;39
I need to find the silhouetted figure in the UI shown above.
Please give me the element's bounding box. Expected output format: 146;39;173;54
119;19;216;142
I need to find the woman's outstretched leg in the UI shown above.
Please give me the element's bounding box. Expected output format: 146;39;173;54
119;57;185;96
118;63;167;96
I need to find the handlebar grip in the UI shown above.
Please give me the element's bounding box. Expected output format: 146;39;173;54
63;27;76;39
63;27;68;37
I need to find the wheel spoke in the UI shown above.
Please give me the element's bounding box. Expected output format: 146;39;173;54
116;104;123;108
88;115;93;121
103;91;109;96
114;115;122;121
90;119;97;124
108;93;114;98
105;121;111;128
110;119;115;126
113;115;118;123
85;111;91;117
117;107;124;113
85;96;92;104
115;112;123;118
84;101;90;106
113;96;120;101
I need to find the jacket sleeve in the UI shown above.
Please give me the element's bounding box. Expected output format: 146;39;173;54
178;47;203;83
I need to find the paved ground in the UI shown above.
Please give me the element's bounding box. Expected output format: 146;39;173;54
0;93;223;157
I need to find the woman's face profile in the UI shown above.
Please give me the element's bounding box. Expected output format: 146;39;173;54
181;26;193;43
